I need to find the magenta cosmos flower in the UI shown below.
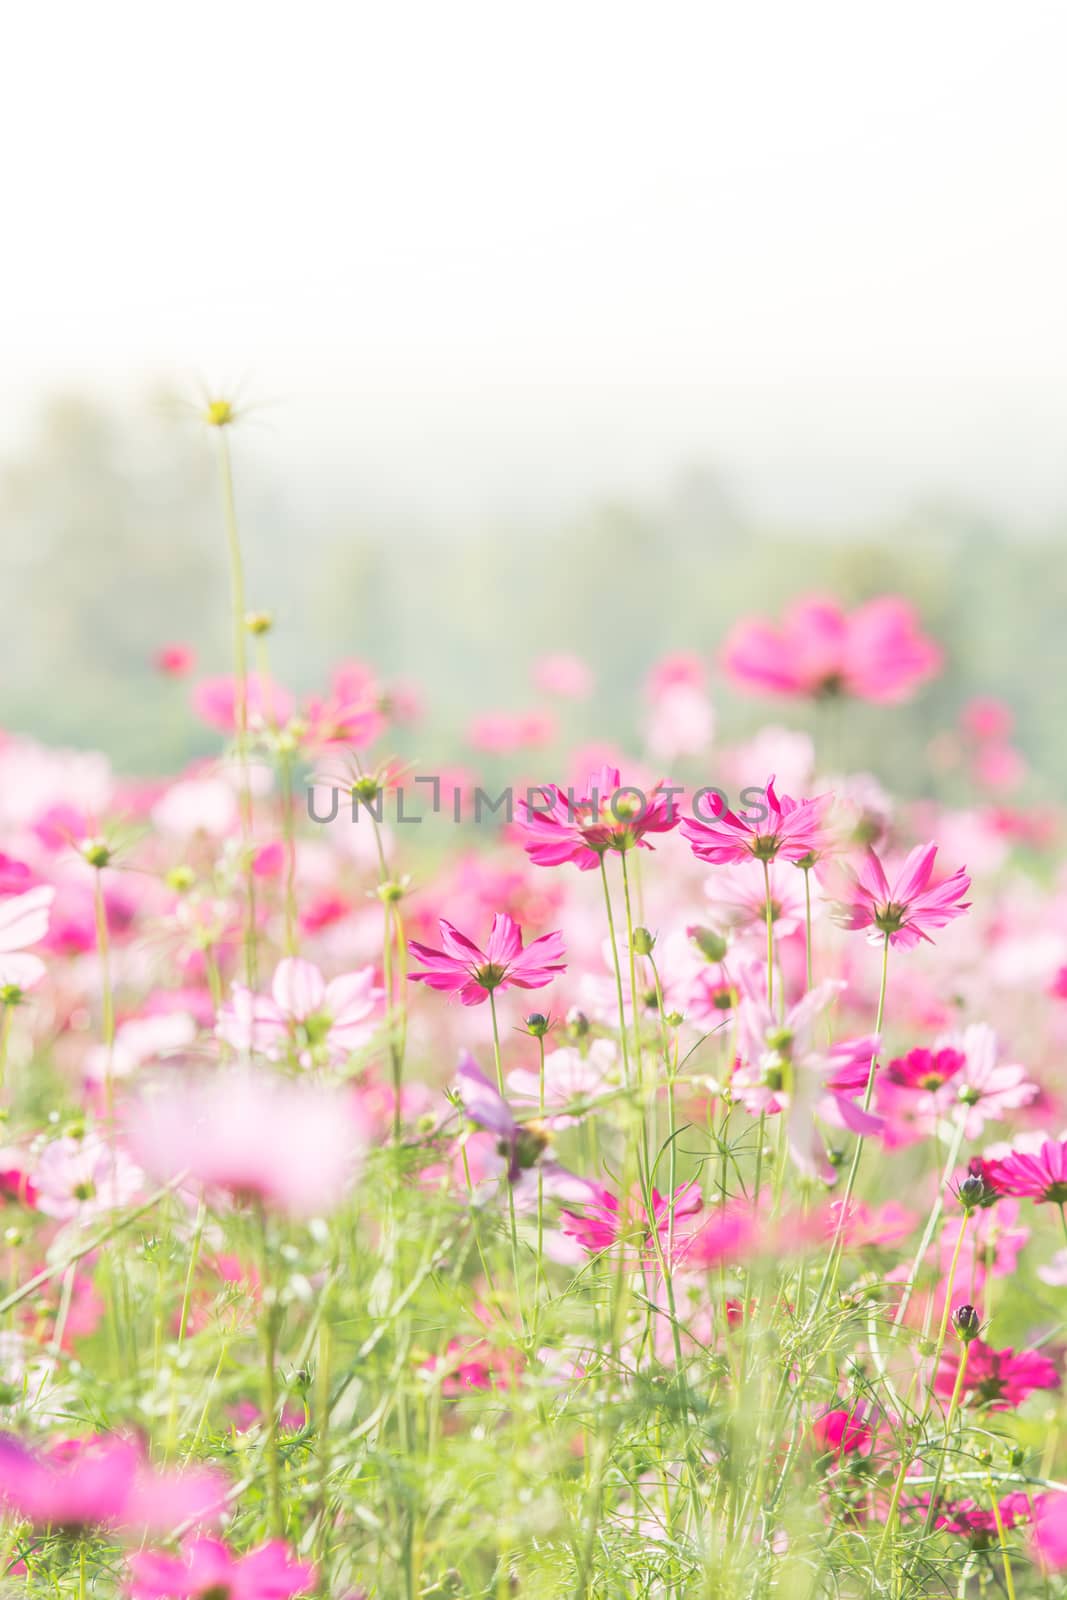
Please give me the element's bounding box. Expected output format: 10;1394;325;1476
515;764;678;871
128;1070;364;1217
935;1339;1060;1411
721;594;942;703
0;1434;226;1535
828;842;970;948
988;1138;1067;1204
128;1537;316;1600
408;913;565;1007
681;776;829;867
1032;1492;1067;1571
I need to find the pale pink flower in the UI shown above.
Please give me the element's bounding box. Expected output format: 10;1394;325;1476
0;884;54;993
34;1134;145;1222
83;1012;197;1087
127;1070;364;1217
533;653;593;700
733;977;881;1181
721;594;942;703
217;958;382;1066
506;1040;616;1127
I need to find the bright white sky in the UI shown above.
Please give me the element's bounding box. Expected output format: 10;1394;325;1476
4;1;1066;528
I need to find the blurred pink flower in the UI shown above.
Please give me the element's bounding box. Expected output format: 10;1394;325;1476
721;594;942;703
128;1070;364;1217
409;914;565;1008
34;1134;145;1221
127;1537;315;1599
154;645;195;678
0;883;54;993
533;653;593;700
192;674;294;734
0;1434;226;1535
935;1339;1059;1411
217;957;382;1066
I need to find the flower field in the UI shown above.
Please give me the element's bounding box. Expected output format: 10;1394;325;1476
3;427;1067;1598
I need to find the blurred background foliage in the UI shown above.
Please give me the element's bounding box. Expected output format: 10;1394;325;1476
4;394;1065;798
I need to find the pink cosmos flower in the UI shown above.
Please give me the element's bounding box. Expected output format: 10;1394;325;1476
451;1054;587;1204
34;1134;145;1221
0;883;55;994
732;976;881;1182
561;1181;702;1267
127;1537;315;1599
516;764;679;871
1032;1491;1067;1570
192;673;294;734
217;958;383;1066
532;653;593;700
883;1046;966;1092
127;1070;364;1217
0;1434;226;1535
924;1492;1031;1546
828;842;971;948
505;1039;616;1128
681;777;829;866
935;1339;1060;1411
878;1026;1035;1144
721;594;942;704
467;710;556;754
811;1407;873;1457
988;1138;1067;1204
154;645;195;678
408;914;565;1007
704;862;807;939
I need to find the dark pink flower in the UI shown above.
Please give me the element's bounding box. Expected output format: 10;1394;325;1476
884;1046;966;1091
127;1537;315;1598
811;1406;873;1457
987;1139;1067;1204
516;765;679;872
721;595;942;704
935;1339;1060;1411
827;842;970;948
681;776;830;866
408;913;565;1007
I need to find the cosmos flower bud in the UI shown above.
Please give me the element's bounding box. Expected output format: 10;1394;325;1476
957;1173;986;1210
80;838;112;869
565;1007;590;1039
953;1304;981;1343
165;865;196;894
245;609;274;635
690;926;729;963
524;1013;550;1037
631;926;655;956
